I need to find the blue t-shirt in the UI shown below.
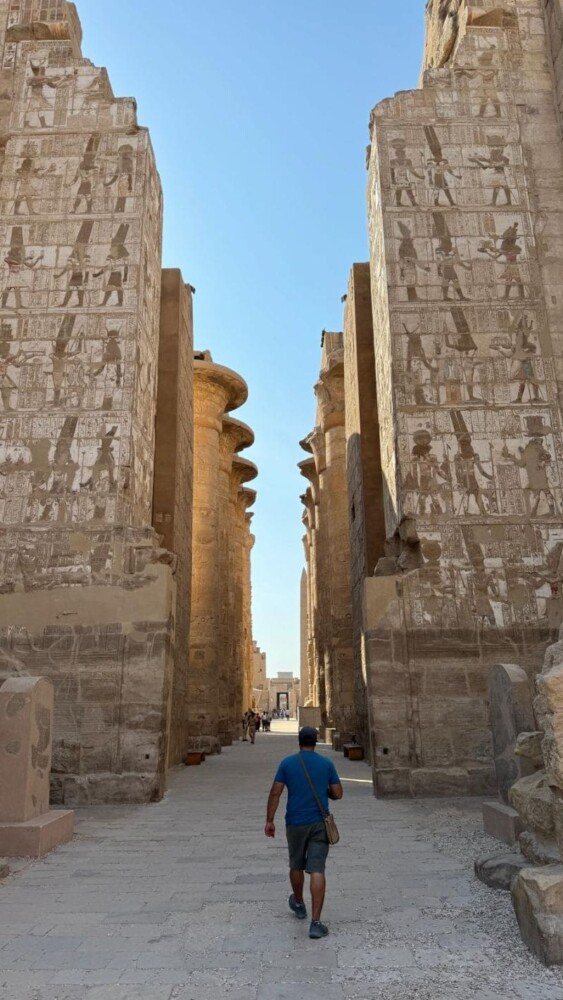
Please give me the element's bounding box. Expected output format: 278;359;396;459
274;751;341;827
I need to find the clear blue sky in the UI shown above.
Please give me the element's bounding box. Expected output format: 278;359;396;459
78;0;425;676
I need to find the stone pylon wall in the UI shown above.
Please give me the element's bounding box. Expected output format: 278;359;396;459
364;0;563;795
0;1;175;805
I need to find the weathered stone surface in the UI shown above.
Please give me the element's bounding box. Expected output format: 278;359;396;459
0;677;53;823
475;852;527;892
152;271;194;767
300;333;355;736
537;645;563;791
482;801;524;847
355;0;563;796
520;831;560;868
0;1;177;804
515;732;546;771
189;355;255;750
0;809;73;858
512;866;563;966
510;772;555;842
343;263;385;752
489;665;536;803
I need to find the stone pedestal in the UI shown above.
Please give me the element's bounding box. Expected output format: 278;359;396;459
0;678;73;857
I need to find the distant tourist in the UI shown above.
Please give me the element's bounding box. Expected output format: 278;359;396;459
242;712;249;741
264;726;343;939
247;711;257;745
263;712;271;732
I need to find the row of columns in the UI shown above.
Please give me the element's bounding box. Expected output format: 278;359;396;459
189;355;257;753
299;336;355;740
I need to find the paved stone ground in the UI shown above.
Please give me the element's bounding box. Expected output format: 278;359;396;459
1;722;563;1000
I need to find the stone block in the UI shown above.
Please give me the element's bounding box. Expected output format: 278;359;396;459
482;801;524;846
510;772;555;841
0;677;54;823
475;852;528;891
520;832;560;867
410;766;469;797
298;706;322;730
0;810;74;858
512;866;563;966
515;731;545;770
489;664;536;804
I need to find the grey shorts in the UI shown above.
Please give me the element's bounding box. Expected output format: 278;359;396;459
286;822;329;874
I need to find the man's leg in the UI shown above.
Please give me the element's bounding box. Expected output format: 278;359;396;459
290;869;305;905
310;872;326;921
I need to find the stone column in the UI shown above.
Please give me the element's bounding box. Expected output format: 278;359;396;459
314;348;355;739
299;456;327;724
218;418;254;745
229;455;258;737
190;357;247;752
241;494;257;715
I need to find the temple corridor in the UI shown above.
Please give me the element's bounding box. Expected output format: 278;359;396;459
0;726;560;1000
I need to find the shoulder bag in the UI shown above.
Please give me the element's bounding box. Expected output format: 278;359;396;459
299;754;340;846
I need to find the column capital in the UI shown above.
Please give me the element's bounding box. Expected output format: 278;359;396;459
194;360;248;431
231;458;258;499
315;355;345;432
302;430;326;475
220;417;254;473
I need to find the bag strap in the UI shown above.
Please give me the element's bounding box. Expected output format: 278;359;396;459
299;753;328;820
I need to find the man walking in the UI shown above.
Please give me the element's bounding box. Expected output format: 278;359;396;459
264;727;343;939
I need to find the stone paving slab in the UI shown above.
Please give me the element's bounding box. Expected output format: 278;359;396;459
1;723;563;999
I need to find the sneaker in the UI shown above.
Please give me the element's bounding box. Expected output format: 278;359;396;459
309;920;329;939
288;894;307;920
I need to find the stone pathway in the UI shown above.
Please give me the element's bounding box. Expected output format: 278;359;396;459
1;723;563;1000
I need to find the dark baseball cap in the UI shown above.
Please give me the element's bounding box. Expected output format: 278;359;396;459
298;726;318;746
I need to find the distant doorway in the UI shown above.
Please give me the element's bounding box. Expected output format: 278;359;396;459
277;692;289;714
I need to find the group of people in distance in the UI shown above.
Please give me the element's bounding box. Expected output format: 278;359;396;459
242;709;269;743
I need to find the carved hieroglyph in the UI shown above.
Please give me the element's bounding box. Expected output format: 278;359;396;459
365;0;563;795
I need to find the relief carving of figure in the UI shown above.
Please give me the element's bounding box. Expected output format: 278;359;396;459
13;155;54;215
424;126;461;207
1;227;43;310
451;411;494;515
24;59;67;128
94;225;129;307
490;314;541;403
397;222;430;302
103;144;135;213
389;139;424;207
404;429;449;516
469;135;512;206
478;223;526;300
502;418;557;516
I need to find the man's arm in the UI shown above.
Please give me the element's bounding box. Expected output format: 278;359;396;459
328;783;343;801
265;780;285;838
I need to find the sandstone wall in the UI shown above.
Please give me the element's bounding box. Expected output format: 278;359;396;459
366;0;563;795
153;270;193;766
0;0;175;804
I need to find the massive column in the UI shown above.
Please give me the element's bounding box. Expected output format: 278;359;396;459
190;355;247;752
300;334;355;738
0;1;176;804
300;568;310;706
242;496;256;714
217;418;254;745
153;271;194;766
231;458;257;727
299;459;326;722
343;263;386;753
365;0;563;795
